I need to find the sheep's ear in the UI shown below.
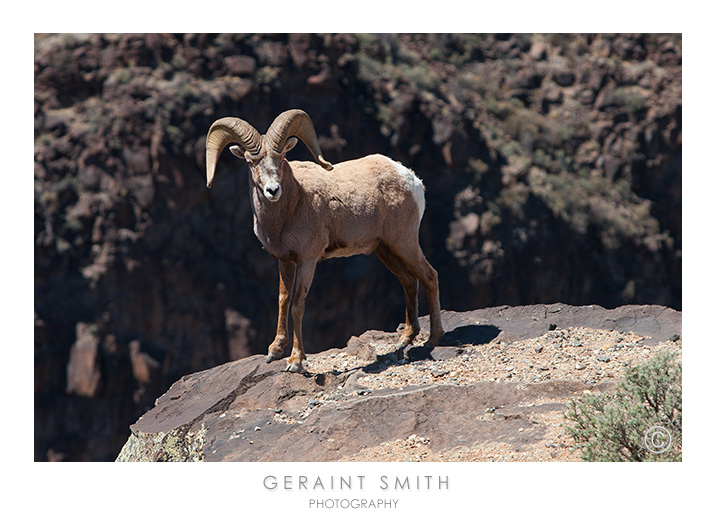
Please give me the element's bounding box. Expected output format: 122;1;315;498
281;137;298;156
229;145;246;159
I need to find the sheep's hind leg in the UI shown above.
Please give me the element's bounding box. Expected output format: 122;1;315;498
285;260;317;373
416;253;444;347
375;243;420;348
390;242;444;347
266;260;296;363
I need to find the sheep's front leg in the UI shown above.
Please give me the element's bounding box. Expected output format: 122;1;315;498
286;260;317;373
266;260;296;363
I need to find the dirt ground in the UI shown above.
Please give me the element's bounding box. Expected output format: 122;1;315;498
302;326;682;462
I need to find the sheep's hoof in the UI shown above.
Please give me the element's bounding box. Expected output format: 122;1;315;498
286;361;305;373
396;332;418;349
424;332;444;347
395;338;411;349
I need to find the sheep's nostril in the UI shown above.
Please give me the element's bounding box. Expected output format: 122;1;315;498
265;185;282;201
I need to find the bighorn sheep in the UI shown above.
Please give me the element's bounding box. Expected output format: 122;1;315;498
205;109;444;372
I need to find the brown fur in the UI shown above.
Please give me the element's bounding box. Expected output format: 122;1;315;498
235;150;444;372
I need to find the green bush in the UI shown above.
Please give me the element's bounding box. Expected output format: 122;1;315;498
564;352;682;461
614;86;647;115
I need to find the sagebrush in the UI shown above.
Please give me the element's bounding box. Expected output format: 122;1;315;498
564;352;682;461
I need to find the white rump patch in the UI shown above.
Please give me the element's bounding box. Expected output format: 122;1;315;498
389;158;426;219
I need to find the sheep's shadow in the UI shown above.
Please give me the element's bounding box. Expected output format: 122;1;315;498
444;323;501;345
360;323;501;374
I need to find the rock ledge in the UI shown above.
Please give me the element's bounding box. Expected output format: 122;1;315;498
116;304;681;462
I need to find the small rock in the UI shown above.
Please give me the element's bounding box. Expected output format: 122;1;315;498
529;40;548;60
534;345;543;353
575;363;587;370
505;366;515;372
407;434;429;444
669;334;681;342
548;323;557;331
596;355;610;363
254;426;261;431
357;389;371;395
431;369;449;377
571;340;582;347
553;68;575;86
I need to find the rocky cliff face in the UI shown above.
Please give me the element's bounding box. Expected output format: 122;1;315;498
34;34;681;461
116;304;682;462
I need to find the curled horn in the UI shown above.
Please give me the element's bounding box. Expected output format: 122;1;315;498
205;117;261;188
265;109;333;171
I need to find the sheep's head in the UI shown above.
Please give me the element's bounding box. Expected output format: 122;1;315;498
205;109;333;202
